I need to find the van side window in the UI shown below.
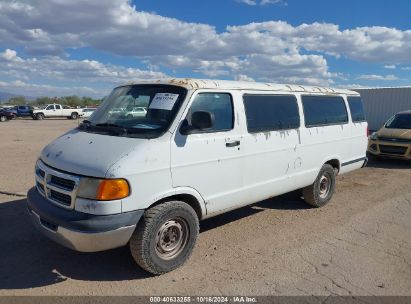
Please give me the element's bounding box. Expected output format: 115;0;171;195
347;97;366;122
243;94;300;132
302;96;348;127
188;93;233;132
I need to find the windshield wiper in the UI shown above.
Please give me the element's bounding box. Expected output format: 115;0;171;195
94;123;128;135
78;119;92;130
79;121;160;138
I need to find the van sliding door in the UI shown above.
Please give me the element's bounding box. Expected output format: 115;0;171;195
240;93;302;204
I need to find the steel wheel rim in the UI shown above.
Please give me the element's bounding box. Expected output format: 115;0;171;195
155;217;189;260
319;173;331;199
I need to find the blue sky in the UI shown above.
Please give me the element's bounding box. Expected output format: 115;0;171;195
0;0;410;97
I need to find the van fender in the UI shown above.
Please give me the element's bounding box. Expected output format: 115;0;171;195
319;154;342;172
302;155;342;188
140;186;207;219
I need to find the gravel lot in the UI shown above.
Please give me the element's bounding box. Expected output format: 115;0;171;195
0;119;410;296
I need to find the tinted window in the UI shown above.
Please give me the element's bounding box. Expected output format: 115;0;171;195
55;105;61;110
347;96;366;122
385;113;411;129
302;96;348;127
243;95;300;132
188;93;233;132
46;105;54;110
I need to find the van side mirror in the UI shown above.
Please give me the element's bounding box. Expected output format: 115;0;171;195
180;111;214;135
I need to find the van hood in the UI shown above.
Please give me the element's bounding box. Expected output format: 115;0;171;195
40;128;146;177
378;127;411;139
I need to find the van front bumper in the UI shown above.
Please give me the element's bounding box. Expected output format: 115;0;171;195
26;187;144;252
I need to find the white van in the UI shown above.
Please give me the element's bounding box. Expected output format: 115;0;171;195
27;79;368;274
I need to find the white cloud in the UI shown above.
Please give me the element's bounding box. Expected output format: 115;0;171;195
0;0;410;93
0;49;21;61
0;49;167;82
0;79;102;97
0;49;167;97
238;0;287;5
337;84;370;89
260;0;288;6
384;64;396;69
357;74;398;81
235;74;255;82
1;1;410;63
238;0;257;5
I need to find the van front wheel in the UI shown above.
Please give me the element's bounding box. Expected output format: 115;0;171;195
129;201;199;275
303;164;336;208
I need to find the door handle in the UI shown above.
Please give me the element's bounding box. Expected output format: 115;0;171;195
226;140;240;147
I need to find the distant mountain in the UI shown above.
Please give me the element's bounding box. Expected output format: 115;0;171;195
0;91;36;103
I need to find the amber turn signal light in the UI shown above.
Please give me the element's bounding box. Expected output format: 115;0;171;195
96;179;130;200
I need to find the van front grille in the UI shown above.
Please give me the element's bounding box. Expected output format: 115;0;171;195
36;181;45;195
49;189;72;206
35;160;80;209
50;175;75;191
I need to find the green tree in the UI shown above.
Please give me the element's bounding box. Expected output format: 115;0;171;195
34;96;53;105
60;95;82;107
8;96;27;105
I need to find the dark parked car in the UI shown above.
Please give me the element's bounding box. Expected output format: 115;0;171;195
0;109;15;122
6;105;33;117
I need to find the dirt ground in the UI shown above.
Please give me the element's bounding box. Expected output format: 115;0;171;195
0;119;410;296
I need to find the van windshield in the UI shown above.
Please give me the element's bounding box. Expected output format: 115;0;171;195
79;85;187;138
385;113;411;129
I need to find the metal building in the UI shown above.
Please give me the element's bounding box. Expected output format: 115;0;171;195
354;87;411;131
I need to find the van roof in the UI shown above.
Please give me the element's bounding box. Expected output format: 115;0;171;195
121;78;359;96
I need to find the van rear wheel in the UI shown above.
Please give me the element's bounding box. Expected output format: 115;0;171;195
129;201;199;275
303;164;336;207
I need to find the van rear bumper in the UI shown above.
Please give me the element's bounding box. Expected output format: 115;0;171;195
26;187;143;252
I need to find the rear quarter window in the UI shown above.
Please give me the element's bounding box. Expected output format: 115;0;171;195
302;95;348;127
347;96;366;122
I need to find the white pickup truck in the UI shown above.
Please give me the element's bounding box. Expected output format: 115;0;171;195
32;104;81;120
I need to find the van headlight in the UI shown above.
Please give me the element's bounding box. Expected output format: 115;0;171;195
77;178;130;200
369;132;378;141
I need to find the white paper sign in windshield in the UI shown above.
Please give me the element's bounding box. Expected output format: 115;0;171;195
149;93;179;110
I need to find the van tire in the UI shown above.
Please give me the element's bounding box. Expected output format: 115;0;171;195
303;164;335;208
129;201;199;275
